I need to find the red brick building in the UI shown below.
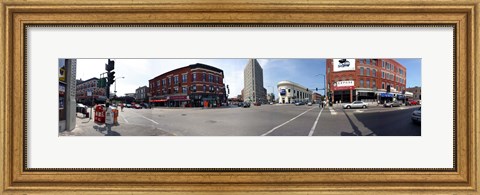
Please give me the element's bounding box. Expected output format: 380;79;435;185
326;59;407;104
149;63;226;107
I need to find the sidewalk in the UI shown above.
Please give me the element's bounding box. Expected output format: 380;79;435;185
59;113;175;136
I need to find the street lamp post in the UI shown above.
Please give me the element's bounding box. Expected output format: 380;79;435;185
114;76;125;96
315;73;327;104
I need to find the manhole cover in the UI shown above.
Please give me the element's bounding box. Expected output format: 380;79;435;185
181;114;187;116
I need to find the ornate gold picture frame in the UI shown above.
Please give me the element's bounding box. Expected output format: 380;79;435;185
1;0;478;194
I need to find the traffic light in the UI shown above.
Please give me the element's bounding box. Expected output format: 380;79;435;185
107;71;116;85
105;59;115;72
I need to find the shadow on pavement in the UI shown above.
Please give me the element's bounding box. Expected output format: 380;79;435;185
352;107;421;136
93;125;122;136
340;109;363;136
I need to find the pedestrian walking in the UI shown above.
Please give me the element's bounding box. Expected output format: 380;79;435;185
120;103;124;112
104;103;114;134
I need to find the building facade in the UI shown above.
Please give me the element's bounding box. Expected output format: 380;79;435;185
135;86;149;102
243;59;267;103
312;92;323;103
406;86;421;100
76;77;107;106
149;63;226;107
326;59;407;104
277;80;313;104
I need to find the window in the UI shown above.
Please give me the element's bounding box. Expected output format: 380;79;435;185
209;74;213;82
174;76;179;84
327;67;330;73
156;80;160;86
168;77;171;85
366;80;370;88
202;73;206;81
372;59;376;65
382;82;385;89
174;87;178;94
382;61;385;68
288;89;291;93
372;81;376;88
372;69;376;77
192;73;197;81
360;67;364;75
382;72;385;78
366;59;371;64
203;85;206;92
360;80;364;88
182;87;187;94
366;68;370;76
162;79;166;86
182;74;187;83
215;76;219;83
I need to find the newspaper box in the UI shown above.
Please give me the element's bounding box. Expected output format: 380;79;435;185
94;105;105;123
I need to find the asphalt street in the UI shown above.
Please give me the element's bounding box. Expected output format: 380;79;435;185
64;104;421;136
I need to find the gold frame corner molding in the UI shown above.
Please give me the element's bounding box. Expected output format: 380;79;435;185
1;0;479;194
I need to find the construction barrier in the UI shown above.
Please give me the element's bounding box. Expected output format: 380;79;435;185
94;105;105;123
113;109;119;125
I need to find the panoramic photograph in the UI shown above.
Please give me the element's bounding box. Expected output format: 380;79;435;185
58;58;421;136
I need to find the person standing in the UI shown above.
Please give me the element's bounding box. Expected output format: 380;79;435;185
104;103;114;134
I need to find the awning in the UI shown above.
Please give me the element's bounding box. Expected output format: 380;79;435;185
380;93;394;98
150;99;167;103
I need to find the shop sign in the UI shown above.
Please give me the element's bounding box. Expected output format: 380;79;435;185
168;95;189;100
333;80;355;90
280;89;286;95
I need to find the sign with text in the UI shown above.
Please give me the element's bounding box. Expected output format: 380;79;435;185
333;80;355;91
333;58;356;72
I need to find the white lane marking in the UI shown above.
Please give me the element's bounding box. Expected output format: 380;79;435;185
261;107;315;136
329;107;337;115
120;115;129;123
355;110;364;113
308;108;324;136
131;111;160;125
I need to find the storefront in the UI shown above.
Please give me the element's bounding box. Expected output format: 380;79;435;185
168;95;190;107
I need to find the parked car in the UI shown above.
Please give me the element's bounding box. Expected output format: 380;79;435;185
411;107;421;124
408;100;419;106
243;102;251;108
307;102;313;106
343;101;368;109
253;102;261;106
295;102;305;106
384;101;402;107
126;104;132;108
238;102;244;107
133;104;142;109
76;103;88;114
141;103;150;109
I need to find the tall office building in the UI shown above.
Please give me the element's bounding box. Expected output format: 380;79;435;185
243;59;267;103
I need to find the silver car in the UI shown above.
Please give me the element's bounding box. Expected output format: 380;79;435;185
384;101;402;107
343;101;368;109
411;107;421;124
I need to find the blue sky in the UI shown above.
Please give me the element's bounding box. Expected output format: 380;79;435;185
76;58;421;97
